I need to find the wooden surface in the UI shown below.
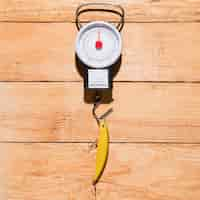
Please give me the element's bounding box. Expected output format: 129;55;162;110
1;0;200;22
97;144;200;200
1;22;200;82
1;143;200;199
1;143;95;200
1;83;200;143
1;0;200;199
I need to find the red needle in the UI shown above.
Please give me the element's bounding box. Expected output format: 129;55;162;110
96;30;103;49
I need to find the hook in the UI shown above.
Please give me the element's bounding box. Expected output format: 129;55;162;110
92;96;113;125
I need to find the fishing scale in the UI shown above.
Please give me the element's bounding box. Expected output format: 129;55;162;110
75;3;124;185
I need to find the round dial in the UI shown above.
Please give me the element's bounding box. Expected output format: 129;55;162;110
76;21;122;69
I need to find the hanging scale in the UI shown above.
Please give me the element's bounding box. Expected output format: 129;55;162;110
75;3;124;185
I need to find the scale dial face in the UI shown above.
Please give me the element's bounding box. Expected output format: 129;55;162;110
76;21;122;69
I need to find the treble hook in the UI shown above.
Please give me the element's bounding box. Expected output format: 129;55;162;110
92;96;113;125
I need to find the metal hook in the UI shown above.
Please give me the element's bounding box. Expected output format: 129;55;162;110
92;96;113;125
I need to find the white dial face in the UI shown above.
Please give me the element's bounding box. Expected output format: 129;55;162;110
76;21;122;68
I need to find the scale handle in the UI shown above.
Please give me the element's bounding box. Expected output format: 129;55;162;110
75;3;125;32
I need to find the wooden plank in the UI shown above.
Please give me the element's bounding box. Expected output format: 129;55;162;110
97;144;200;200
1;143;200;199
0;143;95;200
1;0;200;22
1;82;200;142
1;22;200;82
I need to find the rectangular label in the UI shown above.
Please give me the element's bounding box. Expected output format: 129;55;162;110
88;69;109;89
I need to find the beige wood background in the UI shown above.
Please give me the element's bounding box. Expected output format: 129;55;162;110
1;0;200;199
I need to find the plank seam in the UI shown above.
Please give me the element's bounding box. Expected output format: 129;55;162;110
1;20;200;23
1;141;200;144
1;80;200;84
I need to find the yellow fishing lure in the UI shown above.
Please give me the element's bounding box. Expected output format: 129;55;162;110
93;120;109;185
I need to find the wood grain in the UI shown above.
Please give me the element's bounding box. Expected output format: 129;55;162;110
0;143;95;200
1;82;200;142
97;144;200;200
1;22;200;82
1;0;200;22
1;143;200;199
1;0;200;199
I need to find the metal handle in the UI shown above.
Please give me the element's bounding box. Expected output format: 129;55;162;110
75;3;125;32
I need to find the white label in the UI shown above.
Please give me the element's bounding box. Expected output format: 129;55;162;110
88;69;109;89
